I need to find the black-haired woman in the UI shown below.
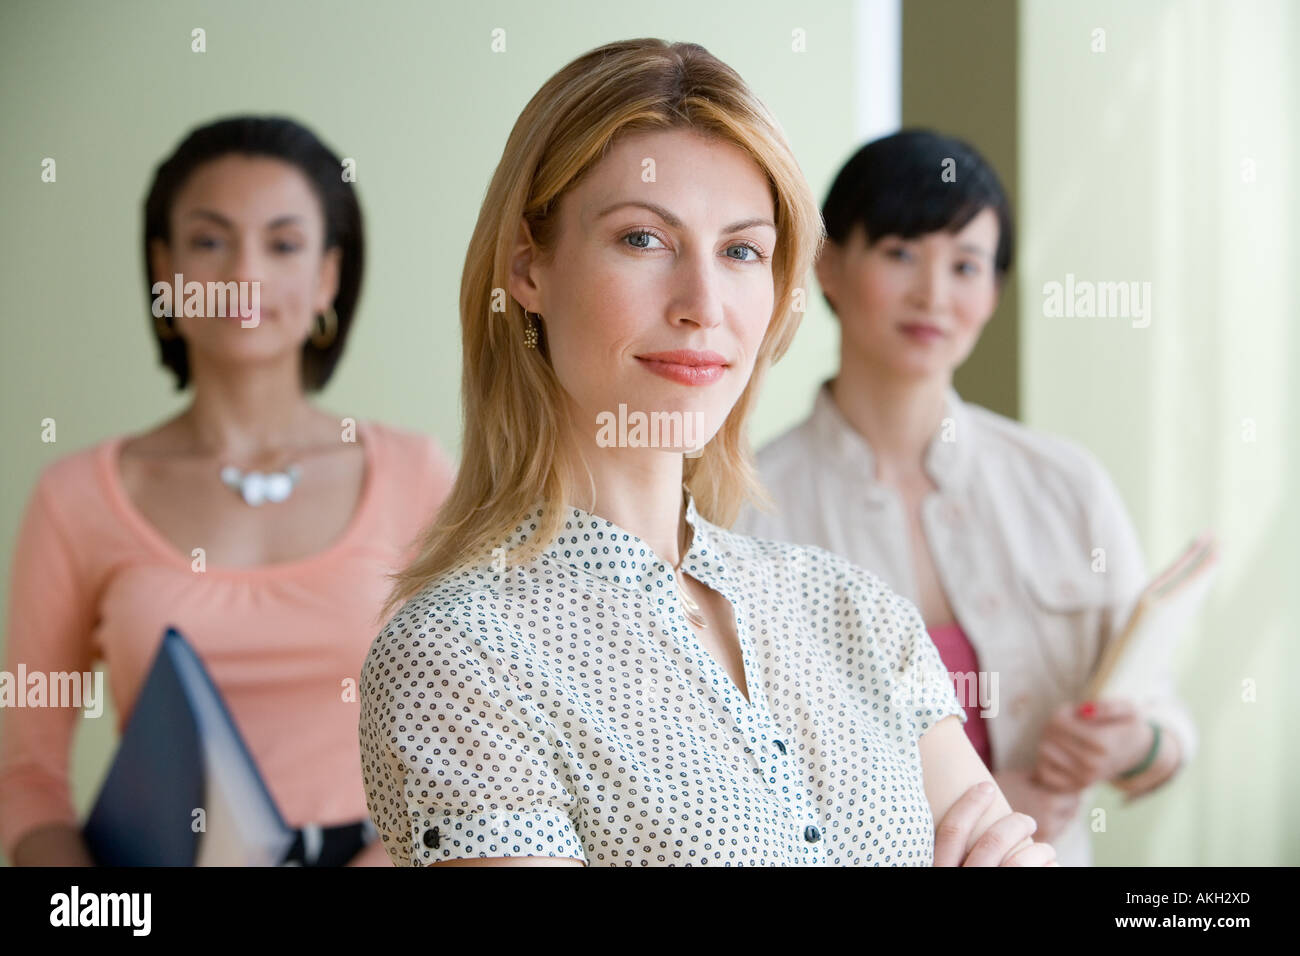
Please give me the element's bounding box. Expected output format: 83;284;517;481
0;116;455;866
737;129;1196;866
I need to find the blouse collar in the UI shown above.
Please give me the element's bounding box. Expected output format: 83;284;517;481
808;377;974;494
505;485;734;596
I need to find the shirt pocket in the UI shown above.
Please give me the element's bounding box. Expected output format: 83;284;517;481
1018;569;1109;702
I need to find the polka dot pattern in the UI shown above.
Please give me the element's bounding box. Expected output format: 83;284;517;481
359;489;965;866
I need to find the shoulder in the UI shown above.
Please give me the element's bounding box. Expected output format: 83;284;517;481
26;436;116;514
752;413;819;482
370;565;496;639
712;520;913;621
966;401;1103;475
741;416;822;535
715;523;935;686
9;438;123;573
962;401;1145;587
360;420;456;510
963;401;1119;507
363;420;453;471
361;564;508;678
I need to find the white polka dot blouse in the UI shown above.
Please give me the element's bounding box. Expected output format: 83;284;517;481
359;488;966;866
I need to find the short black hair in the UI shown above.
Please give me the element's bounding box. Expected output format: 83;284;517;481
142;115;364;391
820;128;1014;316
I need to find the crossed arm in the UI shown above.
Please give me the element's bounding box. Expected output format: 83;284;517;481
919;714;1055;866
417;715;1054;868
18;717;1049;868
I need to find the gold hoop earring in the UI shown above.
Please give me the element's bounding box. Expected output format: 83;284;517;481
523;310;540;349
311;307;338;348
153;310;179;341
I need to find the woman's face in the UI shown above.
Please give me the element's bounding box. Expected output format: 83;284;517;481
511;128;777;454
817;207;1000;381
150;154;340;377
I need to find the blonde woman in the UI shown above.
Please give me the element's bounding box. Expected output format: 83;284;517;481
359;39;1057;867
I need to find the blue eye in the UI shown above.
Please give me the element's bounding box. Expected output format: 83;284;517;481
272;240;302;254
191;236;221;250
621;229;768;264
885;246;912;261
956;261;980;276
622;229;667;251
727;242;768;263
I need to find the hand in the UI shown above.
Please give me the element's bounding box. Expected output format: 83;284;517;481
933;783;1058;867
993;767;1081;843
1033;699;1155;791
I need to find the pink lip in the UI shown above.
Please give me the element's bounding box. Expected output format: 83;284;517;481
217;308;269;323
898;322;945;341
635;350;728;386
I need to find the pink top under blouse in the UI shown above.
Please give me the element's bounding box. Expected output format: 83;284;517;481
926;620;993;770
0;419;455;860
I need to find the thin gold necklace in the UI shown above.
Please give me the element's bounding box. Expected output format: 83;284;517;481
673;495;707;628
675;569;707;629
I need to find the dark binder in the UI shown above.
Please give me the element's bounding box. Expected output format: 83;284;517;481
82;626;295;865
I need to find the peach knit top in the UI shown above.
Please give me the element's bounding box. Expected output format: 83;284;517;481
0;419;454;860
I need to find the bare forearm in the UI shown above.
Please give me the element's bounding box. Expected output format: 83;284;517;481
922;717;1036;859
11;823;95;867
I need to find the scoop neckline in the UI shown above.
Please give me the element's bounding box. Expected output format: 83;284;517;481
99;418;380;578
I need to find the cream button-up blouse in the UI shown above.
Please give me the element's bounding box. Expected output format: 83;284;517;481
359;488;965;866
734;380;1198;867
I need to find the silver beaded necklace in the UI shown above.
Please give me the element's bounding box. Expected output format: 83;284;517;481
219;463;303;506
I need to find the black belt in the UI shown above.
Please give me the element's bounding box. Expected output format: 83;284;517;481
279;818;378;867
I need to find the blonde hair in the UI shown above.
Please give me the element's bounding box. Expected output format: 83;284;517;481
379;38;824;624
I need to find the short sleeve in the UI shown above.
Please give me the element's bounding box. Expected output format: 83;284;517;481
358;603;587;866
0;474;99;860
833;559;965;746
886;591;967;740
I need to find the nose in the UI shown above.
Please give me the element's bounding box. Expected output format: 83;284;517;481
906;255;951;314
227;235;267;285
668;249;725;330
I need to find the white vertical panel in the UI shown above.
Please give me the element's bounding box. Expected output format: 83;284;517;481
853;0;902;142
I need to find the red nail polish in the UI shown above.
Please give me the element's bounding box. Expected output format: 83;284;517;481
1077;702;1096;719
